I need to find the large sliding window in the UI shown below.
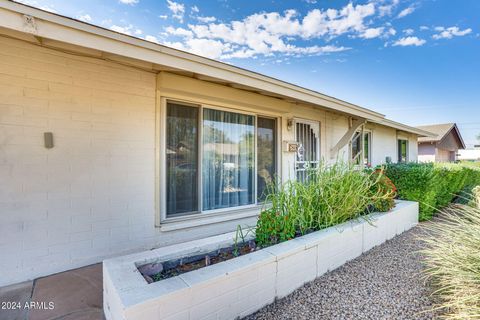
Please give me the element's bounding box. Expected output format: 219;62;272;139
164;100;277;218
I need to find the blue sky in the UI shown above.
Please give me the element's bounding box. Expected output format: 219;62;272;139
17;0;480;147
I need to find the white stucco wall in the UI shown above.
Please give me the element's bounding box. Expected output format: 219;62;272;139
0;36;419;286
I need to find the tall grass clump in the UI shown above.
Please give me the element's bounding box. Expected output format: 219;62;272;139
421;205;480;319
255;162;394;246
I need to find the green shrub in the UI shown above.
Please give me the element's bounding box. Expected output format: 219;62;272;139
255;162;393;247
384;162;480;221
384;163;437;220
421;205;480;319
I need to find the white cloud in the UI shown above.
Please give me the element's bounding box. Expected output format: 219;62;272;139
403;28;414;35
119;0;139;5
432;26;472;40
163;38;232;59
167;0;185;22
77;14;92;22
159;2;400;59
39;6;57;13
166;26;193;38
378;0;399;17
301;3;375;38
388;28;397;36
134;29;143;35
197;16;217;23
159;15;168;19
110;24;134;35
420;25;429;31
360;27;384;39
13;0;57;12
191;5;199;13
393;36;426;46
145;35;160;43
397;6;415;18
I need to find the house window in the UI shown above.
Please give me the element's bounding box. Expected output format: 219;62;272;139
164;100;277;218
364;132;371;166
166;102;199;216
398;139;408;163
202;109;255;211
351;131;362;165
257;117;276;201
351;131;371;166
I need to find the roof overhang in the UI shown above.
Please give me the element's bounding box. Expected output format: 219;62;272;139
371;119;435;137
0;0;432;136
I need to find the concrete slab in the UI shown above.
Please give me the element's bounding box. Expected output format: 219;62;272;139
0;280;33;320
29;264;103;320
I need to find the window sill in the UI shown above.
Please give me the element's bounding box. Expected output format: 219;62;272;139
158;206;262;232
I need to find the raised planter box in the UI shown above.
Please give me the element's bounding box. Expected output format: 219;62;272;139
103;200;418;320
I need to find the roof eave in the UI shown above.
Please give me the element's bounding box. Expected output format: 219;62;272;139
0;0;386;122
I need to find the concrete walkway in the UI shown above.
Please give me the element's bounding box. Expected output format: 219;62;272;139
0;264;103;320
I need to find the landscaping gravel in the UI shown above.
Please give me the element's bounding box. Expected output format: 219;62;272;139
245;225;438;320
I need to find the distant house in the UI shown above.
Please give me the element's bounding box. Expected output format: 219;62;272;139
416;123;466;162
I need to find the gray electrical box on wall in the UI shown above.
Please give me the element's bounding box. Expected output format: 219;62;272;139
44;132;54;149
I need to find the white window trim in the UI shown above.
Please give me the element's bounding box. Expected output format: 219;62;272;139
156;96;281;229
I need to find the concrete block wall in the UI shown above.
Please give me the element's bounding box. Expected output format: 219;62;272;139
103;200;419;320
0;37;257;287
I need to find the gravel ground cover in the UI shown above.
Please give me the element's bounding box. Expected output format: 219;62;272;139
246;225;438;320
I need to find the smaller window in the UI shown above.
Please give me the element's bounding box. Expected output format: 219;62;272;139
364;132;371;167
351;131;371;166
257;117;277;201
351;131;362;165
398;139;408;163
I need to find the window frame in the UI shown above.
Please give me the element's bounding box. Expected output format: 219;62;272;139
397;138;409;163
363;131;372;167
157;97;281;227
350;129;372;167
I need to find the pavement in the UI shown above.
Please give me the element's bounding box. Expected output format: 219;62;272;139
0;264;103;320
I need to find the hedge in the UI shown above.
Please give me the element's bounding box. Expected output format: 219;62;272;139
384;162;480;221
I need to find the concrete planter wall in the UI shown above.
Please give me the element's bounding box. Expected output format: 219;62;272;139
103;200;418;320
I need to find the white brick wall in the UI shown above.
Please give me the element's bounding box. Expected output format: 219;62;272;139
0;37;256;287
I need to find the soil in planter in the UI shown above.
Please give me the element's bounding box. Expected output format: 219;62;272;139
140;240;257;283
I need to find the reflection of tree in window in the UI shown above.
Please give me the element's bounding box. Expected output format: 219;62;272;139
166;103;199;216
257;118;276;201
202;109;255;210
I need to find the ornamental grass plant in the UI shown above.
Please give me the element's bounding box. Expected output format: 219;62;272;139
421;205;480;319
255;161;395;247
